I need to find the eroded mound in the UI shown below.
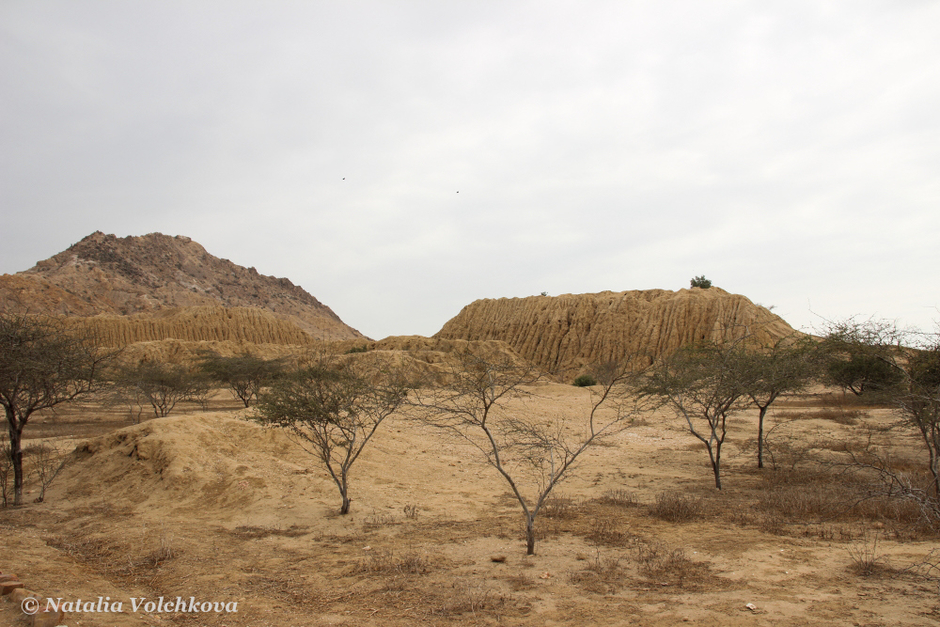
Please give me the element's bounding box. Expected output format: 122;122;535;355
435;288;798;378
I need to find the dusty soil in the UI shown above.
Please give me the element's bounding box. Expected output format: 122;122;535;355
3;384;940;626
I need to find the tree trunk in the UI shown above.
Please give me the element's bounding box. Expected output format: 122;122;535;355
525;515;536;555
339;472;352;515
757;405;768;469
8;423;24;506
707;442;722;490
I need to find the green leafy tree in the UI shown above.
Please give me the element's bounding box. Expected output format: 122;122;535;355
690;276;712;289
198;350;286;407
255;354;410;515
0;314;111;505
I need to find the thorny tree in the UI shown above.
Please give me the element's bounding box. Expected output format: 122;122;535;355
111;360;211;419
823;319;940;512
413;351;641;555
738;336;818;468
255;353;410;515
0;314;111;505
198;350;286;407
643;340;750;489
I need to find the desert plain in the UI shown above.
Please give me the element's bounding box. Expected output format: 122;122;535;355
3;378;939;627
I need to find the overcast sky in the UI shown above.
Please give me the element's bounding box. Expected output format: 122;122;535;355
2;1;938;340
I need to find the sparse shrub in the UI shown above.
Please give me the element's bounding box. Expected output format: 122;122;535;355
345;345;369;354
847;533;887;576
432;580;506;617
355;549;432;575
634;541;705;585
542;494;580;519
588;517;630;546
24;442;67;503
690;275;712;289
570;552;627;594
573;374;597;387
649;491;705;522
599;488;638;507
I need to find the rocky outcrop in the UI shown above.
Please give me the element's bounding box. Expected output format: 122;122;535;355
434;288;799;378
0;231;363;340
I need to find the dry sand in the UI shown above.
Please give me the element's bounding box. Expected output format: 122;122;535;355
3;383;940;626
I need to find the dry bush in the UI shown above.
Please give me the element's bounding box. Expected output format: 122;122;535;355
587;517;633;547
354;549;433;576
633;541;710;587
569;553;627;594
757;459;939;536
648;491;706;522
541;493;584;520
598;488;639;507
363;510;399;529
429;580;508;617
847;533;891;576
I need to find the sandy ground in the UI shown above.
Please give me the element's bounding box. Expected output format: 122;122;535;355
3;383;940;626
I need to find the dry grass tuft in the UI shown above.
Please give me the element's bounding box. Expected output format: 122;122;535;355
541;494;583;520
429;580;509;617
633;541;710;587
847;533;891;577
649;491;705;523
587;517;633;547
598;488;638;507
354;549;434;576
230;524;309;539
569;552;628;594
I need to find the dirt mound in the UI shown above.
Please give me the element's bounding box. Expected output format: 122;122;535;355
435;288;799;378
53;413;308;515
0;231;363;340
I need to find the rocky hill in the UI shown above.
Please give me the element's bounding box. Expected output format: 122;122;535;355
0;231;363;341
435;288;799;378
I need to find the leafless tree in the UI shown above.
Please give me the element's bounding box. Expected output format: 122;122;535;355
254;352;410;515
412;351;641;555
28;442;68;503
0;313;112;505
